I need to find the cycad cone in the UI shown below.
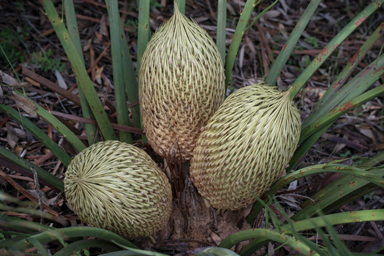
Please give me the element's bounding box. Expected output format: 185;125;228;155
65;141;172;239
139;5;225;161
190;84;301;210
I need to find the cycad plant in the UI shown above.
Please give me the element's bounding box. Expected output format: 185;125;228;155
0;0;384;255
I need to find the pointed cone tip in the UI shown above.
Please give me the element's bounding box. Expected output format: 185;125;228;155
174;1;180;14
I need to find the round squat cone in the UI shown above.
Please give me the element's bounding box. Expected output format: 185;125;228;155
65;140;172;239
190;84;301;210
139;5;225;161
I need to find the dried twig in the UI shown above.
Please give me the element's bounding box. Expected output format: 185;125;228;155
30;167;44;225
0;169;67;225
22;67;82;106
50;111;144;135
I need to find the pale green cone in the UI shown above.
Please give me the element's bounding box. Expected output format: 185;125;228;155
65;140;172;239
190;84;301;210
139;4;225;161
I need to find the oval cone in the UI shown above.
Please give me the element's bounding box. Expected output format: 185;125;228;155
190;84;301;210
65;140;172;239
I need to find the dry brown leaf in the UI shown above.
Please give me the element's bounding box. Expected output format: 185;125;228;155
356;124;375;142
334;135;347;153
10;93;38;118
0;70;18;85
210;232;221;245
99;14;109;37
239;44;246;69
278;195;301;210
288;180;298;190
95;66;105;85
226;2;236;16
279;0;289;12
245;37;256;56
54;70;68;90
83;38;92;52
6;123;19;149
94;31;103;43
263;10;281;19
12;127;26;139
268;242;275;256
68;219;78;227
321;12;337;25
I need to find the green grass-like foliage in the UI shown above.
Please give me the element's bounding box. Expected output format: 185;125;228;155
0;27;28;65
106;0;132;144
31;49;65;72
64;0;99;145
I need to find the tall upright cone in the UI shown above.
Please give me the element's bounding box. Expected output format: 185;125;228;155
139;3;225;161
190;84;301;210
